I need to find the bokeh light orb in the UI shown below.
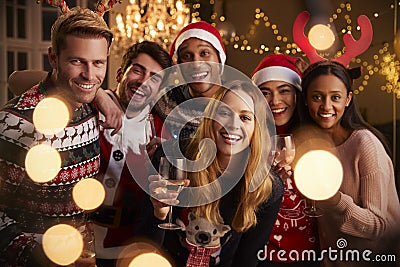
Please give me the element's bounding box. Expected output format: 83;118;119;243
294;150;343;200
72;178;105;210
218;20;236;41
42;224;83;265
116;242;163;266
128;253;172;267
33;97;70;135
25;144;61;183
308;24;335;50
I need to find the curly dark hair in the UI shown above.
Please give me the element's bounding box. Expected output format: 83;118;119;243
120;41;173;74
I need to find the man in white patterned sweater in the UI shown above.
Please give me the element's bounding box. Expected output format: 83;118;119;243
0;7;113;266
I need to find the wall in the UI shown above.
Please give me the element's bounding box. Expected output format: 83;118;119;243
109;0;400;126
222;0;400;126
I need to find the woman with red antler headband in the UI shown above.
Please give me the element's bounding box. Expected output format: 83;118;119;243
295;11;400;267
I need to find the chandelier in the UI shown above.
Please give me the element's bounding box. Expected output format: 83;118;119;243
111;0;191;56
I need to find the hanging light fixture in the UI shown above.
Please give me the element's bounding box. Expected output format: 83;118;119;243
111;0;192;56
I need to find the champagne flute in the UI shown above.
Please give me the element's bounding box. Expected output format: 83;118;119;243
76;214;96;263
271;134;295;166
79;222;96;259
140;113;157;157
158;157;186;230
303;199;324;217
144;113;157;145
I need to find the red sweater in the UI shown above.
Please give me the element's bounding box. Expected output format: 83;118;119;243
264;123;320;263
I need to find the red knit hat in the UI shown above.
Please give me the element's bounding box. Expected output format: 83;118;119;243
251;54;302;91
169;21;226;66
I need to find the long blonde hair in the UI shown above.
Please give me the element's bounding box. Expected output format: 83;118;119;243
185;80;274;232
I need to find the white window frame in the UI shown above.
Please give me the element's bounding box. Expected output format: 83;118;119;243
0;0;88;106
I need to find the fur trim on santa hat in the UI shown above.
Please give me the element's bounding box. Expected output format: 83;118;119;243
170;21;226;66
251;54;302;91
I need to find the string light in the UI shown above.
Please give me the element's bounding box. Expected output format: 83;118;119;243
212;2;398;97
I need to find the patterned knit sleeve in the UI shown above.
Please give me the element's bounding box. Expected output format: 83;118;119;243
0;108;48;265
0;211;46;266
330;130;400;239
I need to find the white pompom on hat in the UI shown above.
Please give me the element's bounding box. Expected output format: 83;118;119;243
169;21;226;66
251;54;302;91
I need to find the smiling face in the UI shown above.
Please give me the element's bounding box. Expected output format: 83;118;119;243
178;38;221;98
117;53;164;112
212;90;255;164
259;80;297;126
305;74;352;133
49;35;108;109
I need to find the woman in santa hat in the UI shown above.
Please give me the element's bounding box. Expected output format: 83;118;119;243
251;54;320;266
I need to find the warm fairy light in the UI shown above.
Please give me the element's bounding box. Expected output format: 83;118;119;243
73;178;105;210
116;242;170;266
42;224;83;265
212;1;395;96
308;24;335;51
129;253;171;267
294;150;343;201
33;97;69;135
111;0;191;54
25;144;61;183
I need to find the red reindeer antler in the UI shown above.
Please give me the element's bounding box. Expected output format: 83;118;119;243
41;0;70;14
334;15;373;67
37;0;120;16
293;11;373;67
95;0;121;17
293;11;324;64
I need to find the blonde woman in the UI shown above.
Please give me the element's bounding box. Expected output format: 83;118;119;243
143;80;284;267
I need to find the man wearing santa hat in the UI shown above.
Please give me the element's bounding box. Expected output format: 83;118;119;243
152;21;226;139
252;54;320;266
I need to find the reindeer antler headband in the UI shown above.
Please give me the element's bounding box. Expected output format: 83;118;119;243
36;0;120;16
293;11;373;67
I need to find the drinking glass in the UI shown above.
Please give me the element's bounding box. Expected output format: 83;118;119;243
140;113;157;157
157;157;186;230
144;113;157;145
78;222;96;260
303;199;324;217
271;134;295;166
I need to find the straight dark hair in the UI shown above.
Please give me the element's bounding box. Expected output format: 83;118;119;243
301;61;392;157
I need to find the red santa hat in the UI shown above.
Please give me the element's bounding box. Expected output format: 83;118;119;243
169;21;226;66
251;54;302;91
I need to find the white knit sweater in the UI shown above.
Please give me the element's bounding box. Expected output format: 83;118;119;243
318;129;400;267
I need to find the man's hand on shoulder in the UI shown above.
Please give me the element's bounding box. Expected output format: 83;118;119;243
95;89;123;135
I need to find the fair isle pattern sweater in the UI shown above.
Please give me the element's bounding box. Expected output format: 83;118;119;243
0;77;100;266
318;129;400;267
